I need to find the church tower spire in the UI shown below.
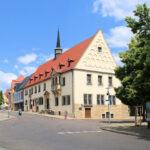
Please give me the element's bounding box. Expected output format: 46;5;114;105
56;28;61;48
54;28;62;59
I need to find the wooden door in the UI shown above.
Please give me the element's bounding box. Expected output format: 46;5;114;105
85;108;91;118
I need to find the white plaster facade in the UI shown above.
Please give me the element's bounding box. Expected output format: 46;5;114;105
24;30;129;119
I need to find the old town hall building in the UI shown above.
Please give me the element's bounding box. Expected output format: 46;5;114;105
24;29;129;119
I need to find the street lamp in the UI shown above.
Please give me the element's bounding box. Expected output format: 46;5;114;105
106;88;111;124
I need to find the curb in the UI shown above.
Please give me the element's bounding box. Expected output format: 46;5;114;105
23;112;66;120
100;127;150;139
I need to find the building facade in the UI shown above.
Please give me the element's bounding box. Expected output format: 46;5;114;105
24;29;129;119
14;75;31;111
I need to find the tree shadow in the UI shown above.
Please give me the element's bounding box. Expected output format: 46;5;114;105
104;123;150;141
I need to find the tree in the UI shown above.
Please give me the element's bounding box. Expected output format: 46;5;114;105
115;3;150;122
0;90;4;105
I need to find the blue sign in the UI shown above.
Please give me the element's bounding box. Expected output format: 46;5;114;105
106;99;111;102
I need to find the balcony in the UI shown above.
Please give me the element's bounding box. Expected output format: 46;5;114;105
51;84;61;96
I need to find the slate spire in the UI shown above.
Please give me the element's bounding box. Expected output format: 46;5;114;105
54;28;62;59
56;28;61;48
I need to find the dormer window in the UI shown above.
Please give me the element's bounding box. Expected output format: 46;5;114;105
68;58;74;67
34;76;38;81
45;71;49;77
39;73;43;80
30;78;33;83
98;47;102;52
59;63;65;69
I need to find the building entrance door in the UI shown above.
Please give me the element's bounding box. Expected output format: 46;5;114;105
85;108;91;118
46;99;49;109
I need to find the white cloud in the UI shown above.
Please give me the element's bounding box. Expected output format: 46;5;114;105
93;0;150;20
19;66;36;76
112;53;123;66
14;65;19;69
17;53;37;65
3;59;8;63
43;54;54;62
106;26;133;48
0;71;17;91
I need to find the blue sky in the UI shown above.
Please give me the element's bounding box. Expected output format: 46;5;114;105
0;0;149;92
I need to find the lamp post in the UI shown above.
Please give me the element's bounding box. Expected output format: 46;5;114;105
106;88;111;124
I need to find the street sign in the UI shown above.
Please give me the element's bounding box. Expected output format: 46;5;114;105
105;99;111;102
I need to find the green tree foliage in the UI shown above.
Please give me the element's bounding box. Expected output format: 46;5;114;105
0;90;4;105
115;3;150;106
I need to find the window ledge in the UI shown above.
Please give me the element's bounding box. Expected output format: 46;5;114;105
87;83;92;85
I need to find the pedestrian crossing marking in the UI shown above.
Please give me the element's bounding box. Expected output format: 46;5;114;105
57;130;102;135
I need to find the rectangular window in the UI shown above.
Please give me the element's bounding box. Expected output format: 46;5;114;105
84;94;92;105
102;114;105;118
109;95;112;105
98;75;102;85
84;94;87;105
97;95;100;105
30;100;32;109
55;97;59;106
25;90;28;96
35;86;37;93
97;95;104;105
25;100;28;105
98;47;102;52
113;96;116;105
87;74;92;85
52;78;55;86
62;96;66;105
101;95;104;105
38;85;41;93
43;83;46;91
62;77;65;86
111;114;114;118
39;97;43;105
88;94;92;104
106;112;110;118
67;95;70;105
21;91;23;99
55;77;57;85
108;77;112;87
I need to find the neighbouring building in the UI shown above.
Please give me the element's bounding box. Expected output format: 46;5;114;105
23;29;130;119
2;93;8;104
14;75;32;111
9;75;25;109
4;89;11;104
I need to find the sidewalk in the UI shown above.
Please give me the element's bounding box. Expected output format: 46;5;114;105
100;122;150;139
23;111;75;120
0;111;15;122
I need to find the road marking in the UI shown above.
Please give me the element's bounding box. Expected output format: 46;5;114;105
57;130;102;135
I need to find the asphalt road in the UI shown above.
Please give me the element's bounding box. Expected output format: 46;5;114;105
0;112;149;150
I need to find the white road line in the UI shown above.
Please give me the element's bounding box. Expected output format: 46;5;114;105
57;130;102;135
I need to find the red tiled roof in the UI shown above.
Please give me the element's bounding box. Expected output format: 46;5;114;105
25;35;94;88
4;89;12;96
11;75;25;89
